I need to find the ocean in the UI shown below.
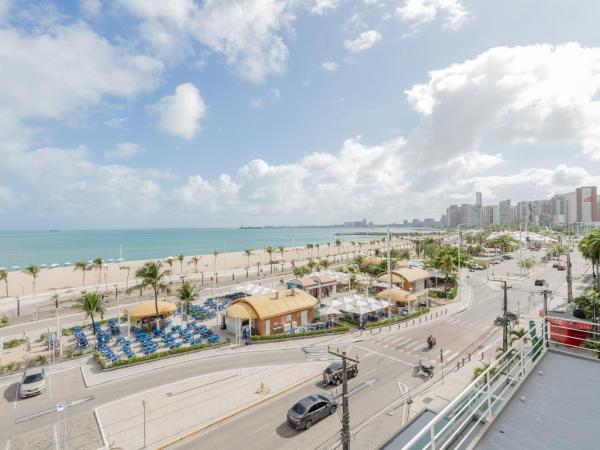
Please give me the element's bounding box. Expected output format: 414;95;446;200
0;227;425;269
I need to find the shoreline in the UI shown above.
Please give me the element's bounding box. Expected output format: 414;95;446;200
0;239;399;297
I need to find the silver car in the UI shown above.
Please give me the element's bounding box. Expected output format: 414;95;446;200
20;368;46;398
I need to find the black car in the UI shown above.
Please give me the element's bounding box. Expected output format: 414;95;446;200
534;279;546;286
323;361;358;385
287;394;337;430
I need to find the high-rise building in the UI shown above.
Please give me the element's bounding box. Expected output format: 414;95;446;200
446;205;460;227
566;191;577;224
576;186;599;223
475;192;482;207
483;205;499;226
499;199;511;225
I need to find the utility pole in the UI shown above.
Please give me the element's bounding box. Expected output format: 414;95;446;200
491;279;511;351
328;348;359;450
566;252;573;303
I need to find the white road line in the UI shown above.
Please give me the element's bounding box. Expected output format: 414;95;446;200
13;383;18;410
250;424;269;435
404;340;424;351
481;325;491;332
53;425;58;450
5;440;10;450
387;336;410;346
446;317;460;324
445;352;460;361
355;345;413;367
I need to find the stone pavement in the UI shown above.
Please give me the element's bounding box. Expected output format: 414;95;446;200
96;362;328;450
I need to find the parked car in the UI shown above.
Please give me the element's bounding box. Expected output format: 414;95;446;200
469;264;484;270
323;361;358;385
534;279;546;287
556;265;566;271
490;260;500;265
502;255;513;260
287;394;337;430
552;262;559;268
19;368;46;398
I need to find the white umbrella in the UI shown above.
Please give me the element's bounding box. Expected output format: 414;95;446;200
353;303;374;315
40;264;48;268
322;305;342;316
50;263;60;268
367;299;385;310
341;304;358;314
107;258;114;263
323;298;343;308
115;258;124;263
63;262;72;266
11;266;20;270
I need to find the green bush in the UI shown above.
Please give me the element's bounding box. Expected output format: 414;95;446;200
1;361;20;373
339;317;359;327
428;286;457;299
5;338;24;348
250;325;349;341
0;315;9;327
95;338;230;369
364;308;430;329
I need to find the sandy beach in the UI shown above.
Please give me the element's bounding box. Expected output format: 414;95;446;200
0;240;390;297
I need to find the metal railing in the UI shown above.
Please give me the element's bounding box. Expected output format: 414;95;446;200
402;315;600;450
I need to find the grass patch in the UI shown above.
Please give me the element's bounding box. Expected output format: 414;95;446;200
364;308;430;329
250;325;349;341
428;286;457;299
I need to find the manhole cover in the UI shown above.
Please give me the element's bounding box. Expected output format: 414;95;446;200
422;397;433;404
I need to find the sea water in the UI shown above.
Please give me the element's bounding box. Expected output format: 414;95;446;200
0;227;426;268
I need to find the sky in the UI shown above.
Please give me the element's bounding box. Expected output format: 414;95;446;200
2;0;600;229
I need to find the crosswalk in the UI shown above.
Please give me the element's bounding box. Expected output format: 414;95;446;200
444;316;492;331
303;346;338;362
370;334;462;362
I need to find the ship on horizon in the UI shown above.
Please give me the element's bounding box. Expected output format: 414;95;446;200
239;225;262;229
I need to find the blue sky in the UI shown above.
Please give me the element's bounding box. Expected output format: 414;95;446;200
2;0;600;228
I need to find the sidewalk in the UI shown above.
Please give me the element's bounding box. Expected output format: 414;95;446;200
96;363;327;450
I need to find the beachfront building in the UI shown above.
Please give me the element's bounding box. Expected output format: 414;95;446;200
287;273;337;298
125;300;177;327
224;289;318;336
376;267;431;292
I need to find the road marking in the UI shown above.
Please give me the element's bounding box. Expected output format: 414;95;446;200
347;378;376;397
404;341;423;351
15;396;94;424
5;440;10;450
249;424;269;435
355;345;413;367
446;317;460;324
13;383;18;410
388;336;411;345
396;380;412;395
444;351;459;361
53;425;58;450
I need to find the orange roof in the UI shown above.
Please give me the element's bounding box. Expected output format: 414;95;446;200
226;289;318;320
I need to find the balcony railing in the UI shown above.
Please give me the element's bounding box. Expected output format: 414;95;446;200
402;316;600;450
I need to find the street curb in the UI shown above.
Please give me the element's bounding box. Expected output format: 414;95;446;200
94;408;109;450
155;371;322;449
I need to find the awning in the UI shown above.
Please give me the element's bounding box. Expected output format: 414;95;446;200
126;301;176;321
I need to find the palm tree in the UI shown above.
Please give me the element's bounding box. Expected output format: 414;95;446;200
51;293;59;309
93;257;103;283
74;260;87;286
319;259;330;270
188;256;201;273
0;269;8;297
129;261;171;320
335;239;342;256
265;246;274;273
119;265;131;290
510;328;527;345
165;257;175;273
305;243;312;259
24;265;41;295
244;249;253;277
177;280;198;316
277;246;285;270
580;230;600;292
177;254;185;273
77;292;105;332
398;249;411;261
315;243;320;258
212;250;220;274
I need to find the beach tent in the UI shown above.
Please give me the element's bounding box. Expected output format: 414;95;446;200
126;301;176;322
376;288;418;305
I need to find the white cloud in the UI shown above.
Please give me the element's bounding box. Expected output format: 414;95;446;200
118;0;296;83
104;142;144;160
405;43;600;161
153;83;206;139
321;61;338;71
344;30;382;53
397;0;468;30
0;22;163;120
310;0;339;15
80;0;101;16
